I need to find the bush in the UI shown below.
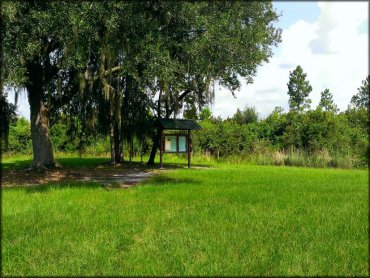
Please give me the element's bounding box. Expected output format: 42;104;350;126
7;117;32;154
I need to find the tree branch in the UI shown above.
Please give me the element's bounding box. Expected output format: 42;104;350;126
92;66;122;82
167;89;192;116
49;92;73;111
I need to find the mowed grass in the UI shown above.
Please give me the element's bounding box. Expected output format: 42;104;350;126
2;161;368;276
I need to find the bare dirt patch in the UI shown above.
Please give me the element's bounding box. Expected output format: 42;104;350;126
1;165;158;189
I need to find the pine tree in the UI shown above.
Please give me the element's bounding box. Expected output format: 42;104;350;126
318;89;338;113
350;76;369;110
287;66;312;112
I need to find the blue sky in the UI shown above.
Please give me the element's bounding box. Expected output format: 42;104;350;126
213;1;369;118
8;1;370;120
274;1;367;34
274;1;320;29
269;2;320;56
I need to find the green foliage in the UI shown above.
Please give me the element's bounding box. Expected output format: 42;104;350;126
6;117;32;154
350;76;369;110
6;90;368;169
318;89;339;113
183;103;199;120
2;1;282;165
199;107;212;121
0;93;17;151
50;121;69;151
263;106;286;148
231;107;258;125
192;103;367;168
287;66;312;112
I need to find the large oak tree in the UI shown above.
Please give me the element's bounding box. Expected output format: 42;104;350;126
2;1;281;168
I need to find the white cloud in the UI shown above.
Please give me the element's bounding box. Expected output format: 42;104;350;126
212;2;368;118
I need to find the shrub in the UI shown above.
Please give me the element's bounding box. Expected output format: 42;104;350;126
272;151;285;166
7;117;32;154
312;149;332;168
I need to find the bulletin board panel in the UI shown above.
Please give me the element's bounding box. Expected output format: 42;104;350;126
163;134;188;153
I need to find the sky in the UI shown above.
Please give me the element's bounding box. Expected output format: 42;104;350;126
8;1;370;120
212;1;369;118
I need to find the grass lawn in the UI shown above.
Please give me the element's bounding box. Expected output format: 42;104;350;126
1;157;368;276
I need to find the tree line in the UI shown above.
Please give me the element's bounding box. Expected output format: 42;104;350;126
1;1;281;169
192;71;369;168
5;71;368;168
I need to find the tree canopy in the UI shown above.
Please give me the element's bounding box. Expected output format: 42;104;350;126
350;76;369;110
2;1;282;168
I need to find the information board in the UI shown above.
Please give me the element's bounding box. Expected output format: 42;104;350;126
164;135;187;153
165;136;177;152
178;136;186;152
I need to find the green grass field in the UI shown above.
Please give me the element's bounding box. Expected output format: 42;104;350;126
1;156;368;276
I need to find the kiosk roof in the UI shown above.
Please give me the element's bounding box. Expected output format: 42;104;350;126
156;118;201;130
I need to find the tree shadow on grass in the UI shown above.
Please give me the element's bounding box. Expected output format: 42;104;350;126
144;174;200;186
2;156;212;171
158;163;212;169
56;158;210;170
56;157;111;168
2;157;111;170
3;181;104;194
1;159;33;171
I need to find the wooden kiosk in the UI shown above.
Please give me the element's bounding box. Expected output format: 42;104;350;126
155;118;201;168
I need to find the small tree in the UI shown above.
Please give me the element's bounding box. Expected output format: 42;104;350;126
318;89;339;113
199;107;212;121
350;76;369;110
232;107;258;125
287;66;312;112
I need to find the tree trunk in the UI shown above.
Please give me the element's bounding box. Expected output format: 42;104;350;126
109;122;116;164
109;121;122;164
120;113;125;162
147;84;163;165
129;136;132;163
119;79;126;163
27;62;55;169
113;122;121;163
140;137;144;165
147;128;160;165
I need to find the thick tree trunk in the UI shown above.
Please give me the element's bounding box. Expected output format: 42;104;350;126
27;62;55;169
109;121;122;164
147;84;163;165
147;128;160;165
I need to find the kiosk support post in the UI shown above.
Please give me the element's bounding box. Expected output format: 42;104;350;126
159;129;163;169
187;129;191;169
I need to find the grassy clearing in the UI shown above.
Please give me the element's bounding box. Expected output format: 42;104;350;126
1;158;368;276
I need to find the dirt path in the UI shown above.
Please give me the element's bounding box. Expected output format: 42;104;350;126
1;165;158;189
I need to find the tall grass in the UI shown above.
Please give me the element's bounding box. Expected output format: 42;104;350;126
212;148;361;169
